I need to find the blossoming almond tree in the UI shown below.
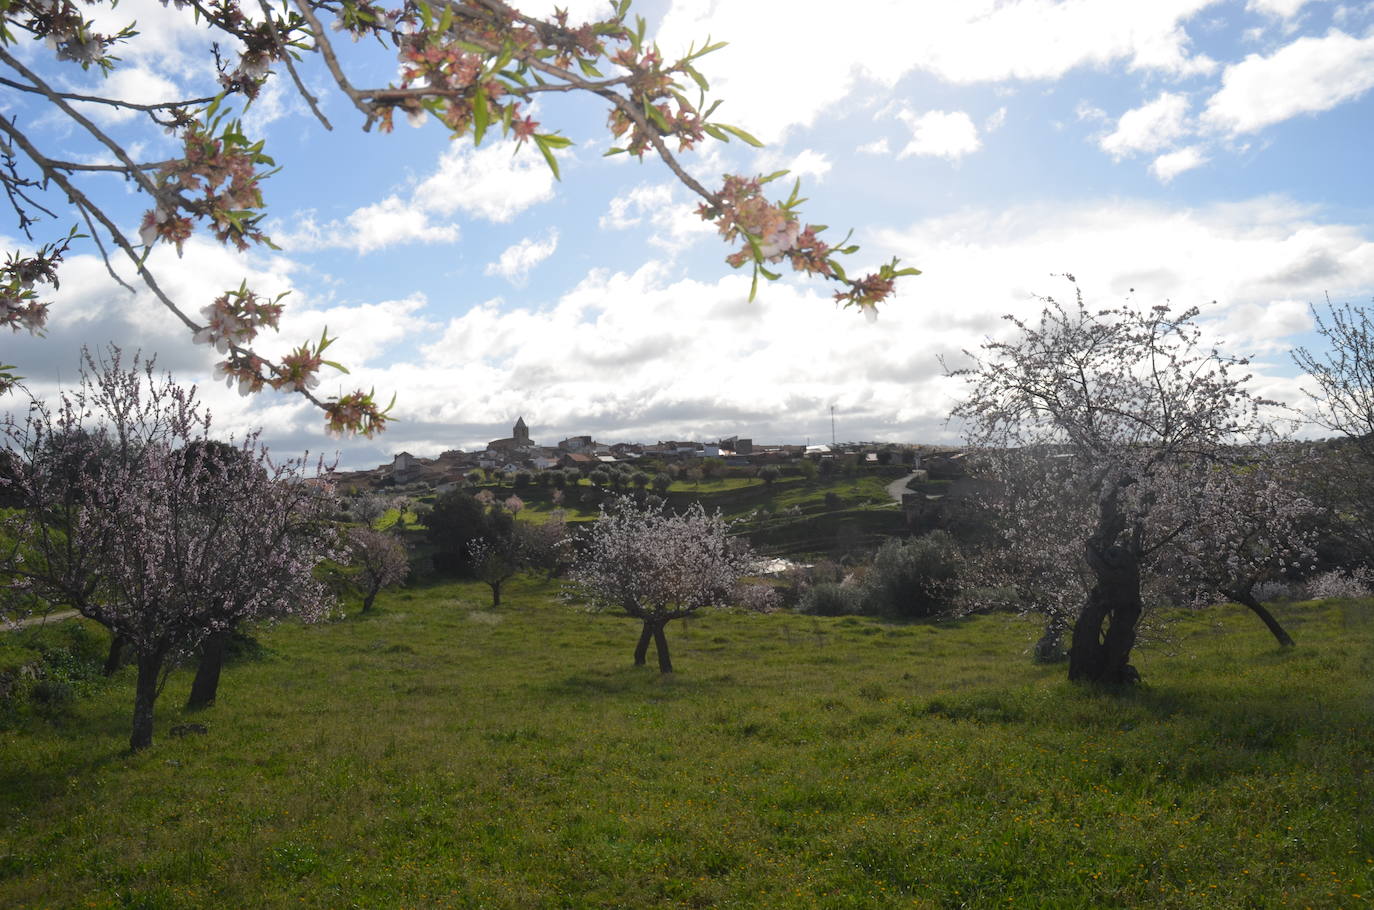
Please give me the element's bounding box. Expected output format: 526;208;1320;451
572;495;750;673
0;0;917;433
343;526;410;613
951;284;1277;683
0;349;337;749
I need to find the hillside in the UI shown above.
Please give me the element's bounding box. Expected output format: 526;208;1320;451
2;578;1371;908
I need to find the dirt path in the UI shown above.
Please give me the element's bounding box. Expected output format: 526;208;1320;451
5;609;81;632
885;472;918;503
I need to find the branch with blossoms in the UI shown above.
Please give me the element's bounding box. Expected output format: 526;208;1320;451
1;0;917;436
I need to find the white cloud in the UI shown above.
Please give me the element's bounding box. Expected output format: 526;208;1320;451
271;141;556;254
1150;145;1210;182
485;231;560;285
655;0;1217;142
1202;30;1374;134
984;107;1008;133
1099;92;1193;159
897;110;981;161
415;141;559;222
857;138;891;156
71;66;181;125
1246;0;1313;17
255;195;1374;467
786;149;833;182
599;182;714;252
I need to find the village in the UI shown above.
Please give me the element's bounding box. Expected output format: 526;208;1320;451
339;417;968;492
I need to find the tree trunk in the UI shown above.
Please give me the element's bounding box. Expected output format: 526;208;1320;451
1232;591;1296;648
186;629;229;710
489;581;501;607
1068;479;1144;685
652;621;673;674
361;578;379;612
130;651;163;752
103;634;126;677
1068;545;1143;684
633;621;652;666
1032;613;1069;663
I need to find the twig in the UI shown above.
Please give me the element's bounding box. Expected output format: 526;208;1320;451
258;0;333;131
294;0;378;129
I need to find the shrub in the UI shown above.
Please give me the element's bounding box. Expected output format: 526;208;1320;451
1304;568;1372;600
862;531;961;618
734;582;781;613
799;582;864;616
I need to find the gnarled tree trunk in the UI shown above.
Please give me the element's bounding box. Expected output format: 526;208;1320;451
1069;542;1142;683
103;633;126;677
1231;591;1296;648
186;629;229;710
130;650;164;752
1069;479;1143;684
633;621;652;666
651;620;673;674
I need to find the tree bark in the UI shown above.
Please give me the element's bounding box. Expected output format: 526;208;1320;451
361;577;379;612
185;629;229;710
489;581;501;607
652;621;673;674
633;621;652;666
103;634;126;677
130;651;163;752
1068;479;1144;684
1232;591;1297;648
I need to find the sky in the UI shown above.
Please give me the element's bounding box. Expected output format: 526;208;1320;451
4;0;1374;469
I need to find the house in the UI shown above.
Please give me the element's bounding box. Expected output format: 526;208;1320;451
488;416;535;453
558;435;593;452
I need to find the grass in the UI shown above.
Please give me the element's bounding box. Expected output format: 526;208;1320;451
2;583;1371;908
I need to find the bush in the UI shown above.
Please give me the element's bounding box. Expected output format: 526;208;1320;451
734;582;781;613
862;531;961;618
798;582;864;616
1304;568;1372;600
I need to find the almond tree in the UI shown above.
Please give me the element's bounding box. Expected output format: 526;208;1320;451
1;349;336;749
951;286;1276;683
1292;300;1374;455
0;0;916;430
572;495;750;673
343;527;410;613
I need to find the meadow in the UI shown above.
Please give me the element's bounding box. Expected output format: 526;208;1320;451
2;578;1371;908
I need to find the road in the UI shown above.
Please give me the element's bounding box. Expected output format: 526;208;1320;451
5;609;80;632
885;472;919;503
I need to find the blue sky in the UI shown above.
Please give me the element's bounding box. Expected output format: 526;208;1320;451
5;0;1374;468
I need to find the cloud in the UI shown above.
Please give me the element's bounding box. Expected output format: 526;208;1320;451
272;141;556;254
599;182;714;252
897;110;981;160
1099;92;1193;159
415;141;559;222
786;149;833;182
1246;0;1313;17
984;107;1008;133
1201;30;1374;134
1150;145;1209;182
857;138;891;155
235;194;1374;468
655;0;1217;142
485;231;560;285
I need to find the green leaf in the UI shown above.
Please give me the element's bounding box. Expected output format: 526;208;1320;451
685;64;709;93
578;58;603;78
604;147;627;156
759;170;790;184
749;266;759;302
472;90;490;145
702;123;728;142
540;134;573;149
718;123;763;147
759;265;780;281
322;360;349;374
534;134;562;180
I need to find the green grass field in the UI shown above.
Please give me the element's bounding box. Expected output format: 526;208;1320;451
2;580;1371;908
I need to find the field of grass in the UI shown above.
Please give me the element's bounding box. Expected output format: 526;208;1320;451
3;581;1371;908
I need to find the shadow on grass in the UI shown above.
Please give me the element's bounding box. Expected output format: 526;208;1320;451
538;665;718;700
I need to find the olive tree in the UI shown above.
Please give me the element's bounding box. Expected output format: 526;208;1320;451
572;496;750;673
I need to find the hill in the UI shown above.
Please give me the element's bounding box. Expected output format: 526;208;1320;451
2;578;1371;907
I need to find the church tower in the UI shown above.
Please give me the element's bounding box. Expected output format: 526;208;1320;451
513;416;530;444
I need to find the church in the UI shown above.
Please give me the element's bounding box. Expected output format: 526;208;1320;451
486;417;534;453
